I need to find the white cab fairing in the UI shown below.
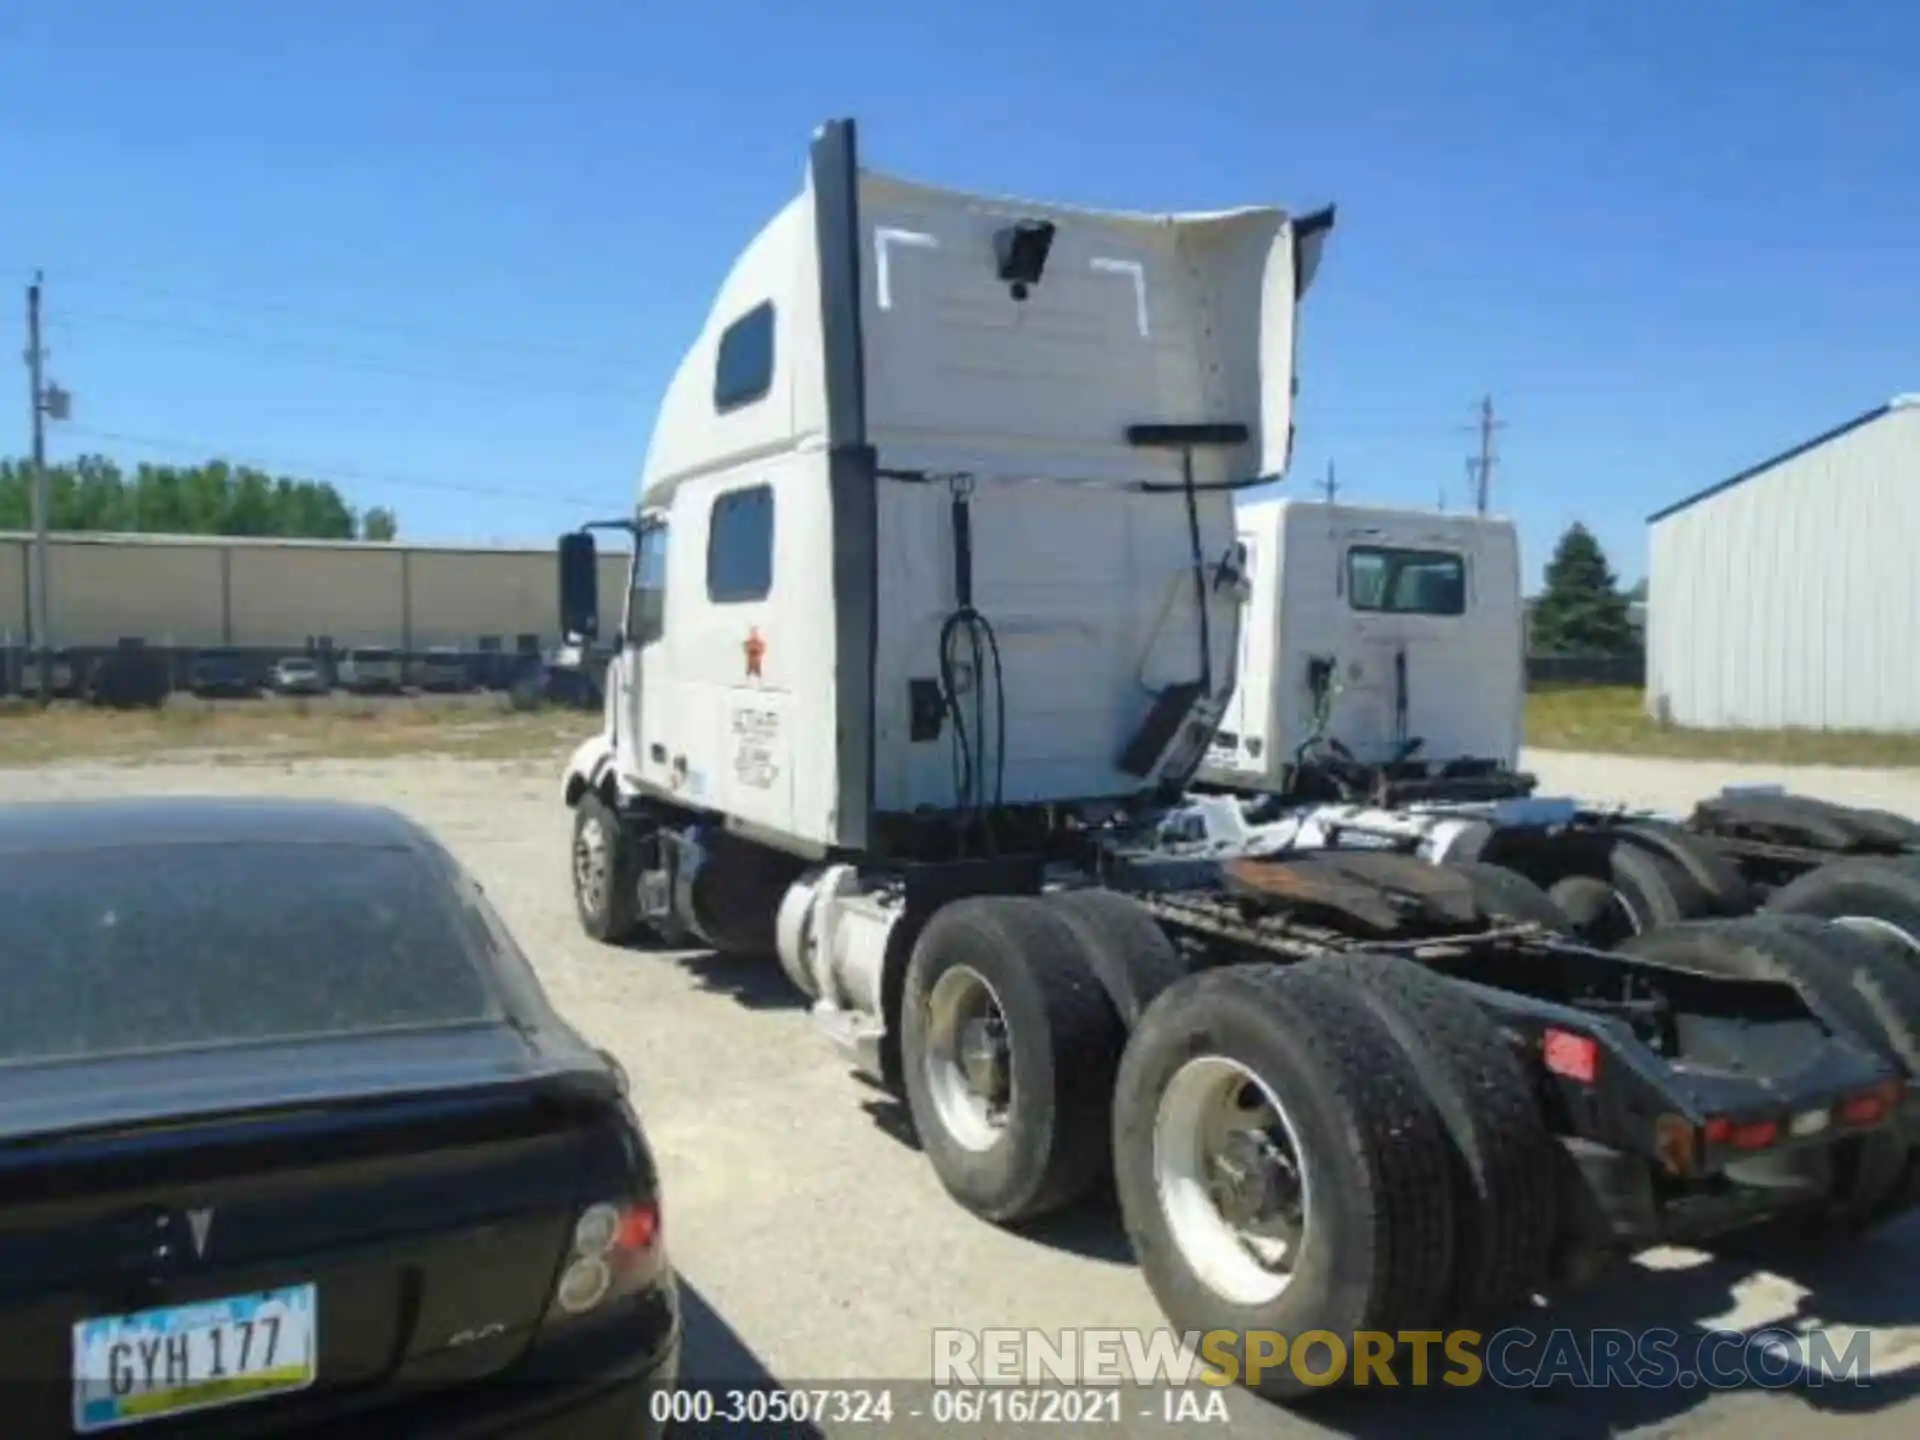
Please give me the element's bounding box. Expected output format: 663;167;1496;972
1202;500;1525;791
600;120;1331;851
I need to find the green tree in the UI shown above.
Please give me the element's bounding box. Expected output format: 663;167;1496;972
360;506;399;541
1531;523;1638;657
0;455;367;540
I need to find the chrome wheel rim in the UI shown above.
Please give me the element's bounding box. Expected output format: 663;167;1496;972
923;965;1011;1152
1153;1056;1311;1306
574;813;609;915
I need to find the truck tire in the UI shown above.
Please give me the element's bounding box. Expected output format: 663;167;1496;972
1449;861;1573;934
1607;843;1712;936
1113;964;1457;1400
1619;917;1914;1239
1547;874;1622;943
1044;889;1188;1029
1763;858;1920;965
900;896;1123;1224
1620;916;1919;1084
1293;953;1559;1320
1617;821;1756;917
1742;916;1920;1078
571;792;643;945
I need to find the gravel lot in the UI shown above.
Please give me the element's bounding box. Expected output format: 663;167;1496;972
4;748;1918;1437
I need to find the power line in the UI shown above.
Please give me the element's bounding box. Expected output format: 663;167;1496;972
57;424;612;509
51;306;656;404
7;261;659;372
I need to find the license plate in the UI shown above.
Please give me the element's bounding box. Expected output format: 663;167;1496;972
72;1284;317;1433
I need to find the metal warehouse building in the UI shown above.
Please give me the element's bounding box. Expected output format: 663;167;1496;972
0;531;629;656
1646;394;1920;732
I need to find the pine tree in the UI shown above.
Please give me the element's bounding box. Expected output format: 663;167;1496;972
1531;523;1638;657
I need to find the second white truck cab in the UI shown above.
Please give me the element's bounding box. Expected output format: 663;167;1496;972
1202;498;1525;794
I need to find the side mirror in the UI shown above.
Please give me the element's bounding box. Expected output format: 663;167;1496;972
558;531;600;641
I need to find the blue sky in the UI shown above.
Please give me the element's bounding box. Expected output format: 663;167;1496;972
3;1;1915;587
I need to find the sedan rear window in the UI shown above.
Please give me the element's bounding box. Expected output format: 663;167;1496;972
0;843;502;1067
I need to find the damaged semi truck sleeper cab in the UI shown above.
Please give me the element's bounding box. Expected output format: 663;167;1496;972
559;119;1920;1403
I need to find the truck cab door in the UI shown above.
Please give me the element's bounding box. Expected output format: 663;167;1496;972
617;517;671;788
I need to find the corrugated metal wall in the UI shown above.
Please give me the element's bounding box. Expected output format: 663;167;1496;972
229;546;405;648
0;540;24;649
1647;404;1920;731
0;534;631;653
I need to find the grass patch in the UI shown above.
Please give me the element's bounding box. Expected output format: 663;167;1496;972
0;692;600;767
1527;686;1920;768
13;684;1915;772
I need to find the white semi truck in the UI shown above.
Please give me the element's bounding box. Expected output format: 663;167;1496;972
556;119;1920;1400
1191;497;1920;957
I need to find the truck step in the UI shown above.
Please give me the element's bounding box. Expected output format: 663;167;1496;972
812;1004;886;1079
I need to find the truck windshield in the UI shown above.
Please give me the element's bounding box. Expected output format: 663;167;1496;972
1347;546;1466;616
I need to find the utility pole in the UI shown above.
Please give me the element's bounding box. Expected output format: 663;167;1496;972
24;272;70;704
26;273;50;705
1465;394;1503;515
1320;458;1338;503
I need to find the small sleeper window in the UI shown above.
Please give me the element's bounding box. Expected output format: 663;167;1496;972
708;485;774;603
713;302;775;412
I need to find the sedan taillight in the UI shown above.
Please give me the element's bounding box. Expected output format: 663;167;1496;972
549;1197;665;1320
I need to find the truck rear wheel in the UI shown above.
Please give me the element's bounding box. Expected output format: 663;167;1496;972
900;896;1123;1224
1559;843;1713;947
1618;821;1755;917
1293;953;1559;1319
1763;858;1920;965
1547;875;1622;942
1449;861;1573;934
1113;964;1457;1400
1044;888;1188;1028
1746;916;1920;1077
571;793;643;945
1620;916;1917;1242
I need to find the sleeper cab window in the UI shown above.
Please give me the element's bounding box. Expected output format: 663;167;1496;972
1346;546;1466;616
713;301;776;412
708;485;774;603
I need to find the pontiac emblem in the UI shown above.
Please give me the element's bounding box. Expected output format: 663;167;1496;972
186;1208;214;1258
744;628;766;679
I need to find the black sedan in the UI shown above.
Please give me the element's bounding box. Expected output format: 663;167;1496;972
0;796;679;1438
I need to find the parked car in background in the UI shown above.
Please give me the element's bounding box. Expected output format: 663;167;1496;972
510;645;604;710
188;648;255;698
266;655;329;696
0;796;680;1438
14;650;78;698
416;646;472;693
86;643;172;710
337;646;404;695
